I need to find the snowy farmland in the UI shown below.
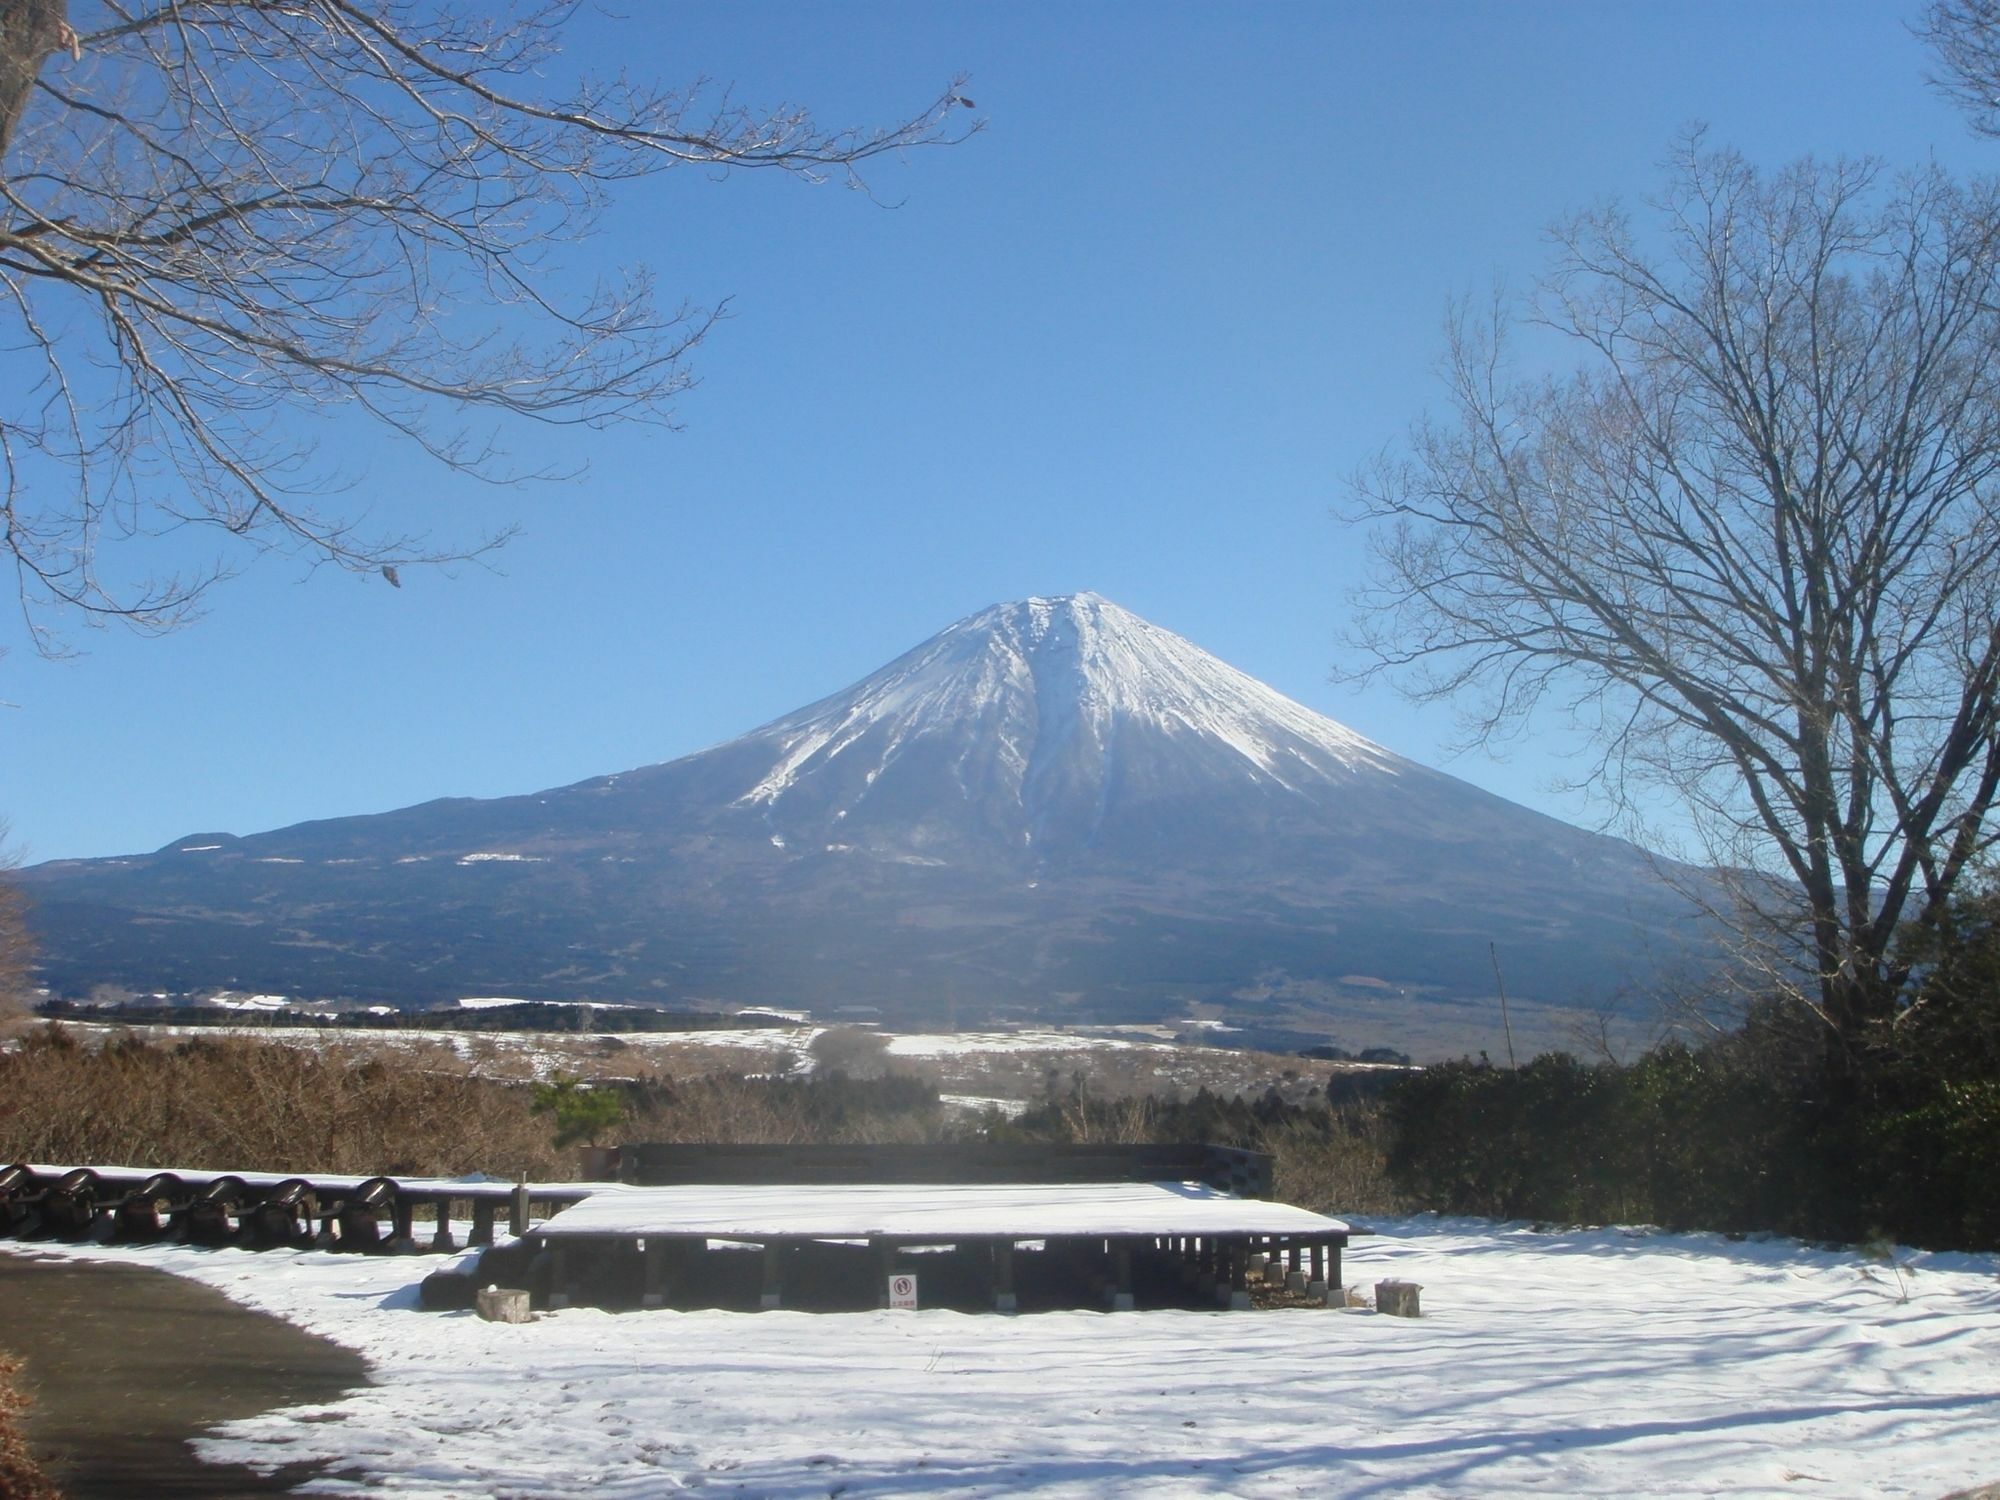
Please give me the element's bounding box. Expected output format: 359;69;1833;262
16;1216;2000;1498
24;1017;1352;1106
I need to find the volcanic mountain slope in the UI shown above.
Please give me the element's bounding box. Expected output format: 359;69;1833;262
21;594;1713;1051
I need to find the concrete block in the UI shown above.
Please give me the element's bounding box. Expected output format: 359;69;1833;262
1376;1280;1422;1317
476;1286;533;1324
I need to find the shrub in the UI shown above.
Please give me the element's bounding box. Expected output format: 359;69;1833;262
529;1075;625;1148
0;1354;64;1500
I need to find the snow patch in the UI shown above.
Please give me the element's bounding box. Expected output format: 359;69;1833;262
205;993;290;1011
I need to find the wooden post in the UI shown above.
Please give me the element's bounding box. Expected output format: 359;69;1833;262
388;1195;419;1254
1110;1240;1134;1312
1307;1242;1327;1300
761;1241;784;1311
993;1240;1016;1314
1227;1239;1251;1310
641;1238;667;1309
510;1179;530;1239
873;1238;892;1309
1327;1238;1343;1293
428;1196;457;1253
548;1245;571;1310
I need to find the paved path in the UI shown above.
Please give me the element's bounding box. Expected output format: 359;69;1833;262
0;1250;370;1498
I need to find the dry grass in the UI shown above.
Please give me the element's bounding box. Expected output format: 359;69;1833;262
0;1027;570;1180
0;1022;1404;1214
1266;1113;1409;1219
0;1354;64;1500
0;1028;960;1175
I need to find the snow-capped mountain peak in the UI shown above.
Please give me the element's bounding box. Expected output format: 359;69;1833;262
736;593;1399;820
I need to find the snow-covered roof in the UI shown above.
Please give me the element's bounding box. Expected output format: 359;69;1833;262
533;1180;1348;1241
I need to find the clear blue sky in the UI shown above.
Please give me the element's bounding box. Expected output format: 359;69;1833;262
2;1;1985;863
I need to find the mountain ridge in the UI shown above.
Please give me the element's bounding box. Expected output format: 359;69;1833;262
19;593;1711;1054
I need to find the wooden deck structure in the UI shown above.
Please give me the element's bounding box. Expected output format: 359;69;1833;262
3;1145;1359;1315
506;1143;1352;1314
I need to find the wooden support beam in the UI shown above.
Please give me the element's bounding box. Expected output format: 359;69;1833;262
548;1245;572;1310
387;1196;419;1254
993;1240;1016;1313
641;1237;667;1309
1110;1240;1134;1313
1225;1239;1251;1310
761;1241;784;1311
428;1197;457;1254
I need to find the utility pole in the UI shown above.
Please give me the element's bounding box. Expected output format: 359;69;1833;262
1490;942;1518;1069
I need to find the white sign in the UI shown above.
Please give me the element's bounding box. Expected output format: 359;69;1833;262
887;1273;918;1310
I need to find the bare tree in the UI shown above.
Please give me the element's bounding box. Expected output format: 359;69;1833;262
1923;0;2000;137
1347;137;2000;1065
0;1;973;648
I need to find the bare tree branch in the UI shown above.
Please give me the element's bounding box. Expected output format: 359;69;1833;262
1344;137;2000;1065
0;0;977;645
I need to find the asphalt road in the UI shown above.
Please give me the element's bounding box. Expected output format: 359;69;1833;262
0;1250;370;1498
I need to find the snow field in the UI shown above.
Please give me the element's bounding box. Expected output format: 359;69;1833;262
15;1217;2000;1498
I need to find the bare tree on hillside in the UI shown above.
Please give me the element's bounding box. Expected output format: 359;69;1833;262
0;0;974;649
1346;137;2000;1066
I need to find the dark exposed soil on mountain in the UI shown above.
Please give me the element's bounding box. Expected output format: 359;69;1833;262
0;1251;369;1498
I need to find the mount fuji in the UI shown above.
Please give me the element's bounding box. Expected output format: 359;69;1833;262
19;594;1712;1054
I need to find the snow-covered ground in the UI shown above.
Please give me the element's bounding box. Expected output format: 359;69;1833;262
14;1217;2000;1498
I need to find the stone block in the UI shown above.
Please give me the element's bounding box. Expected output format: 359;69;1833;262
1376;1280;1422;1317
476;1285;533;1324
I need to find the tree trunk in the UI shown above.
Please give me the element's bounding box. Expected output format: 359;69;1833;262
0;0;62;159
